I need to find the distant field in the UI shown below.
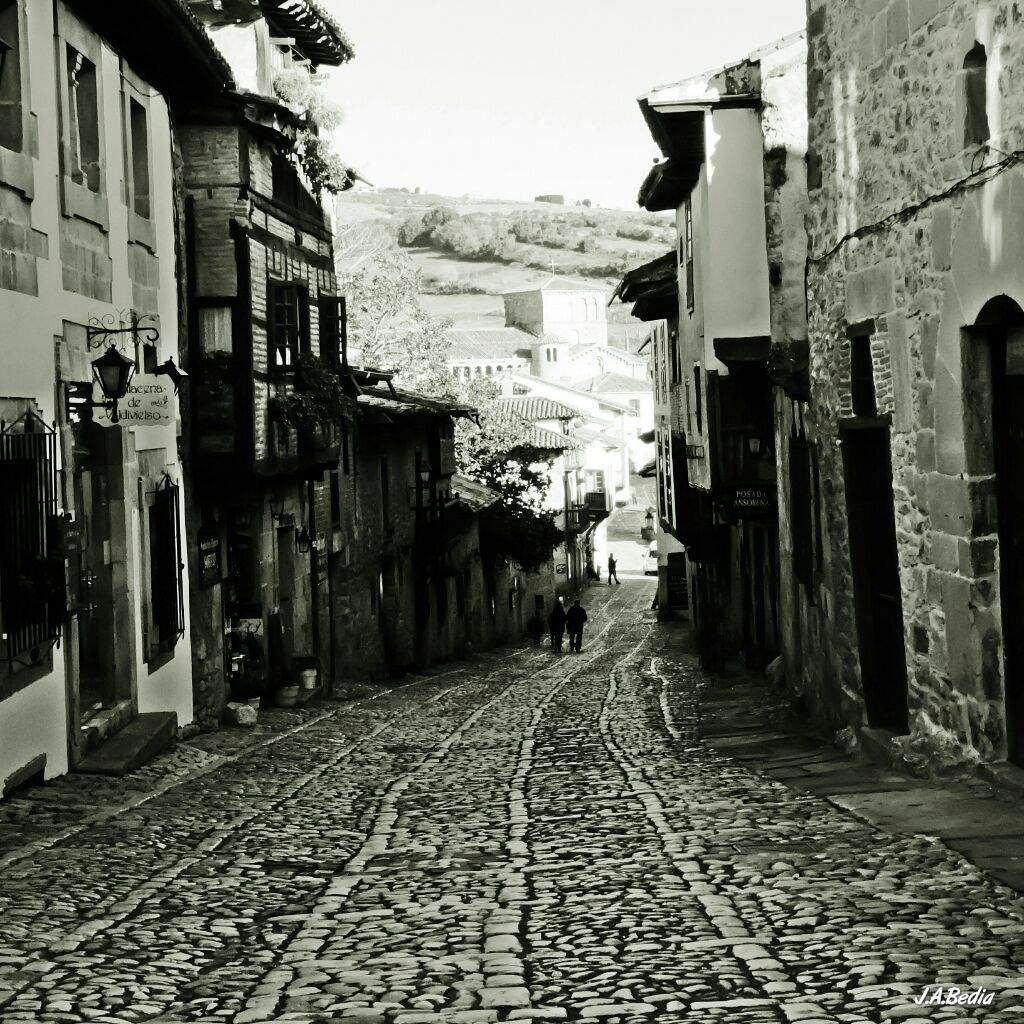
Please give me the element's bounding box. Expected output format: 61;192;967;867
335;189;672;345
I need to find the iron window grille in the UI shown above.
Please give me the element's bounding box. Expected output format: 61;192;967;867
0;411;61;668
148;473;185;654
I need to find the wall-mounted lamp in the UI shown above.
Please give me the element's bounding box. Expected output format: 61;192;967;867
91;345;136;422
268;495;286;521
746;435;770;459
644;508;655;530
295;526;312;554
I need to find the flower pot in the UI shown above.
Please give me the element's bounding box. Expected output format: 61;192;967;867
274;685;300;708
299;667;318;690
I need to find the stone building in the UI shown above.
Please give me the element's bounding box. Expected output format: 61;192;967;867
178;0;354;724
0;0;232;790
633;33;807;670
801;0;1024;772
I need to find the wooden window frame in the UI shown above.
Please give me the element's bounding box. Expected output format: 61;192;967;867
317;294;347;367
120;65;156;250
0;0;35;197
268;279;310;371
55;10;108;230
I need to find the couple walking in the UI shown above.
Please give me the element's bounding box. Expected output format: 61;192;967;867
548;597;587;653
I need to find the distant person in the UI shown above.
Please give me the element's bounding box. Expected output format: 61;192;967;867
527;608;544;647
566;600;588;653
608;554;620;586
548;597;567;653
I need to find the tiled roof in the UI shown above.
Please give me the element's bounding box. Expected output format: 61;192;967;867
453;475;501;512
357;386;475;420
575;424;624;448
187;0;353;65
575;372;651;395
497;396;580;422
447;328;535;361
520;425;578;452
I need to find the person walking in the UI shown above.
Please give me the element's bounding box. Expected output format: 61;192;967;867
527;608;545;647
548;596;567;653
607;554;620;586
566;600;588;653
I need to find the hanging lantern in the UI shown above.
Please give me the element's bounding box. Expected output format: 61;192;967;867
90;346;136;422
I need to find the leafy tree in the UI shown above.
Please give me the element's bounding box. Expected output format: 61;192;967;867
341;251;563;568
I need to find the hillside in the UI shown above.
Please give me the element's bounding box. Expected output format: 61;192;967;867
334;190;674;349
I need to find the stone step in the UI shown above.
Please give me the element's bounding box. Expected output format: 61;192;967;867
76;712;177;776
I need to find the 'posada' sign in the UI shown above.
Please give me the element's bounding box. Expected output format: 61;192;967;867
97;374;174;428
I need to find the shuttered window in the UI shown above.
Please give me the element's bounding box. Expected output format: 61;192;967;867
318;295;347;367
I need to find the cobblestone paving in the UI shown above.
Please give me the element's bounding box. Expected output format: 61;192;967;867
2;581;1024;1023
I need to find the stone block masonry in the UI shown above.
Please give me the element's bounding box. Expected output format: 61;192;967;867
802;0;1024;764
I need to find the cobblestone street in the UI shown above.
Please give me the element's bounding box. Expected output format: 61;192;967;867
2;581;1024;1024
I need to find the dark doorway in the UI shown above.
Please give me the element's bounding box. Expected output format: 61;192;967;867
72;423;119;718
980;302;1024;764
841;423;909;732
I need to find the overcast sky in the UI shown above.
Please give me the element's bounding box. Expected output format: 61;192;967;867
322;1;805;209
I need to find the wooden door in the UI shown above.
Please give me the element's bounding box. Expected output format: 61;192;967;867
992;336;1024;764
842;425;909;732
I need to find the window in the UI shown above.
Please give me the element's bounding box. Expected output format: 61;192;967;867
693;366;703;434
66;44;101;193
147;479;185;656
0;416;60;668
330;470;341;528
269;282;309;369
629;399;640;415
684;202;694;314
964;42;989;147
850;334;876;416
380;456;390;531
0;0;23;152
318;296;347;366
128;96;150;219
199;306;232;355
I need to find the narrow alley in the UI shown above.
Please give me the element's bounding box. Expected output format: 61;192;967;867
1;581;1022;1024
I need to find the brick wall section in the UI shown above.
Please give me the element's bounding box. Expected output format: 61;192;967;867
804;0;1024;761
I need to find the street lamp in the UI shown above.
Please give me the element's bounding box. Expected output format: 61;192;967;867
90;345;136;422
268;494;286;521
645;508;655;531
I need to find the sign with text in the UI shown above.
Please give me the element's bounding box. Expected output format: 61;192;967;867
198;527;222;589
727;485;777;519
97;374;174;428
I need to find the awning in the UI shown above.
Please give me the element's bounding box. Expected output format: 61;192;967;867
638;428;656;444
611;251;677;322
638;457;657;478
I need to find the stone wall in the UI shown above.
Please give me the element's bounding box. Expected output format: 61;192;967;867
805;0;1024;762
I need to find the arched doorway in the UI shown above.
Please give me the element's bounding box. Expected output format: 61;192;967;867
970;295;1024;764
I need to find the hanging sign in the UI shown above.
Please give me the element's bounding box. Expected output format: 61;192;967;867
198;527;222;589
726;485;776;520
96;375;175;428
